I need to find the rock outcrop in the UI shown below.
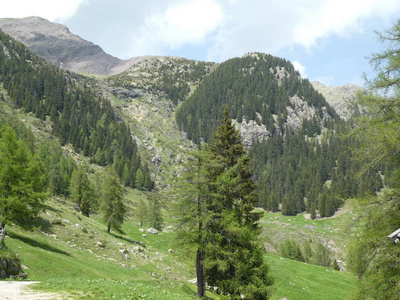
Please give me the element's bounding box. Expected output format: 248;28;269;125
232;118;270;148
311;81;364;120
0;255;23;278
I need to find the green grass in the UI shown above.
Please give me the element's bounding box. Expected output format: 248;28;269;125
267;254;358;300
32;278;224;300
1;191;361;299
260;199;366;262
2;194;227;299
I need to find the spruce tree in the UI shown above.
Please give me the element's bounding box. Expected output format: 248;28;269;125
205;107;272;299
175;108;272;299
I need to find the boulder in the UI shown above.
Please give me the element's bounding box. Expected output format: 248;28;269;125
74;223;84;230
96;241;105;248
146;227;159;235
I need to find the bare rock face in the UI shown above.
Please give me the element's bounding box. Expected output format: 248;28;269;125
232;117;270;148
311;81;364;120
0;17;134;75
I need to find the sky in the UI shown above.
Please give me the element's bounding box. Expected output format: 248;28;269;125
1;0;400;87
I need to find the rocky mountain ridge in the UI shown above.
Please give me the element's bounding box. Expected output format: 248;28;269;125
311;81;364;120
0;17;361;121
0;16;136;75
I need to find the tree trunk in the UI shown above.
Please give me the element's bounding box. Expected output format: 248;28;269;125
107;222;111;233
196;248;205;297
196;190;205;297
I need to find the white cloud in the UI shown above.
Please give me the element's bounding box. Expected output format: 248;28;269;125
163;0;222;46
0;0;85;21
130;0;223;55
206;0;400;62
293;0;400;48
292;61;307;78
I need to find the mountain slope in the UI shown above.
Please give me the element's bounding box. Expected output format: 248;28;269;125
0;17;135;75
176;52;338;145
0;29;154;191
311;81;364;120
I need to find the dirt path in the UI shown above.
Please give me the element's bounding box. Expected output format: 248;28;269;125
0;281;63;300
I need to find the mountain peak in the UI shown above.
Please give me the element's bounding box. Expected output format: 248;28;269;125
0;17;135;76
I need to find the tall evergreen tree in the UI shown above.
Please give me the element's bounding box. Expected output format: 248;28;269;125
205;108;271;299
176;108;272;299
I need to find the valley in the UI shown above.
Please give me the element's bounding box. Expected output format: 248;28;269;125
0;16;395;299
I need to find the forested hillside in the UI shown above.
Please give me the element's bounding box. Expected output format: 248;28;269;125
0;30;153;194
176;52;383;217
176;52;336;143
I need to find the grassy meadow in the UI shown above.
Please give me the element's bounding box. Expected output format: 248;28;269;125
0;190;362;299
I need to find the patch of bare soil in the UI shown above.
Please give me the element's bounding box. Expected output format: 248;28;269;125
0;281;64;300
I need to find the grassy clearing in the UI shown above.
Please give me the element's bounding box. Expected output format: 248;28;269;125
266;254;358;300
260;199;366;263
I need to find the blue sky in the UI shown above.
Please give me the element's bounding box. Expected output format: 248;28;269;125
2;0;400;87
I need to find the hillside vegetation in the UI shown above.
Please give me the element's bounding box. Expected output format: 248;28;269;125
2;193;359;299
1;18;400;299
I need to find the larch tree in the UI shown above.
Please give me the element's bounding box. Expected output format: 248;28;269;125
347;19;400;300
100;169;125;233
0;126;47;227
174;149;211;297
69;165;94;217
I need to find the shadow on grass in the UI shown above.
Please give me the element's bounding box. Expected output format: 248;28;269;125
180;283;217;300
43;204;62;214
10;233;71;256
108;232;140;245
